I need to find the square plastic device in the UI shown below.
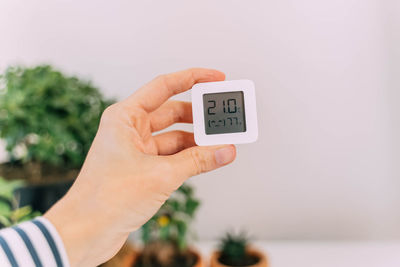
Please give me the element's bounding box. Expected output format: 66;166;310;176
191;80;258;146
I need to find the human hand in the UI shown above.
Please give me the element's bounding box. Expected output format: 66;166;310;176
44;68;236;266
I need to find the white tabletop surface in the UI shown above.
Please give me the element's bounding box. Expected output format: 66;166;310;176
196;241;400;267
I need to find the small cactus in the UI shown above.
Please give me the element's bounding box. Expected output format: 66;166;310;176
218;231;259;266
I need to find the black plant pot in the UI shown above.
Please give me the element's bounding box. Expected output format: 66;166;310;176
14;180;74;214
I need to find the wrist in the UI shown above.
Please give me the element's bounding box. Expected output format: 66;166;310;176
44;181;130;266
44;194;94;266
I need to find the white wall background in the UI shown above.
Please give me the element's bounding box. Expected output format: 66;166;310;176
0;0;399;240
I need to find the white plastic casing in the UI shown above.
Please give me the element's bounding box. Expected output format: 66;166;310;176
191;80;258;146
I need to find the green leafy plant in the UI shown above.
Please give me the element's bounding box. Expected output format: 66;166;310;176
218;231;259;266
141;184;200;250
0;177;40;228
0;65;113;175
137;184;200;267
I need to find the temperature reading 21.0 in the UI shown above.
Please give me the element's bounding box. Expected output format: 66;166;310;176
203;91;246;135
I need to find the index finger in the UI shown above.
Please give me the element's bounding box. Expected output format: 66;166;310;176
126;68;225;112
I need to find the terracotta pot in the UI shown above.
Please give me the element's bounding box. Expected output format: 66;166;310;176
190;248;204;267
210;248;268;267
101;243;204;267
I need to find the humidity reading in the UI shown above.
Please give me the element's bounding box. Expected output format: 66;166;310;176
203;91;246;135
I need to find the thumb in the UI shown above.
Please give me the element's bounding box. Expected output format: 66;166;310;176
169;144;236;179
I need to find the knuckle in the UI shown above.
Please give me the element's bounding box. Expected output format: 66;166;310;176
165;160;175;174
187;68;197;75
176;131;187;149
155;74;167;84
101;104;118;122
154;74;165;82
172;101;190;122
190;149;205;175
172;105;184;123
156;158;175;176
155;159;180;186
155;74;174;94
187;69;196;85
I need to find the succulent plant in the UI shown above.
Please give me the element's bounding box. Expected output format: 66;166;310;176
218;231;249;265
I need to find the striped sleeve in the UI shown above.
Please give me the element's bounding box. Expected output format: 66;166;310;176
0;217;70;267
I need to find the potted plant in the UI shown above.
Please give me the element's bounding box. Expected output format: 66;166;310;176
102;184;203;267
0;65;113;213
210;231;268;267
0;177;40;228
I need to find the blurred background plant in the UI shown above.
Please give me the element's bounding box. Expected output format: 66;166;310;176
0;65;113;182
215;231;262;267
0;64;113;213
141;184;200;249
218;231;249;266
133;184;201;267
0;177;40;228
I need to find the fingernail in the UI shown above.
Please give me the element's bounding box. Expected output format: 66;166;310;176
215;146;235;166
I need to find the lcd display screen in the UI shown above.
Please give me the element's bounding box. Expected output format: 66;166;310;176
203;91;246;134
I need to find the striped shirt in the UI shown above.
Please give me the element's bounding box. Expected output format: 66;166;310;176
0;217;69;267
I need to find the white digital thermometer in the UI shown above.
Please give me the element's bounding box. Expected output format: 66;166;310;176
191;80;258;146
